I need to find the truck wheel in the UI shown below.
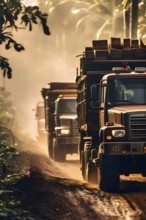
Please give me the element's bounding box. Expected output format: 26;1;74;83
97;155;120;192
87;161;97;184
53;144;66;162
81;142;91;181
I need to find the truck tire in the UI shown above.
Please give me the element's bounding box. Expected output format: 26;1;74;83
81;142;91;181
97;155;120;192
87;161;97;184
53;144;66;162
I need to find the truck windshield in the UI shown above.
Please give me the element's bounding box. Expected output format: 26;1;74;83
107;78;146;105
57;99;77;114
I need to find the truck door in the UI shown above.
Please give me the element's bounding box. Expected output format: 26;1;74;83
100;82;106;126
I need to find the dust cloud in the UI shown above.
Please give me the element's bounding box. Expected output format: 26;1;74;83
0;4;91;138
0;1;124;139
1;29;75;138
1;27;75;138
14;131;82;182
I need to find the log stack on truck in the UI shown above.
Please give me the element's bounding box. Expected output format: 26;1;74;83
41;82;79;162
76;37;146;192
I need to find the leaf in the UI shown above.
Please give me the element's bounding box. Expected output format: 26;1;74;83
39;17;51;35
29;21;32;31
5;11;14;26
2;31;13;37
41;13;48;17
35;10;41;17
0;15;5;25
5;42;11;50
7;67;12;79
25;6;32;13
31;15;38;24
3;68;6;78
0;56;12;79
21;14;29;23
42;24;51;35
0;33;6;42
14;43;25;52
14;14;18;21
1;62;6;70
31;6;39;11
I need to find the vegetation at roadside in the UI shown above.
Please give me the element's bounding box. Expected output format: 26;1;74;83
0;86;32;219
0;86;16;172
0;1;50;218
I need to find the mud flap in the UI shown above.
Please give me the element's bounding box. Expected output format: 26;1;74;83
53;143;66;162
87;161;97;184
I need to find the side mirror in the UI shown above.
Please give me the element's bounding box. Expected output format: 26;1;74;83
91;84;99;108
50;102;55;113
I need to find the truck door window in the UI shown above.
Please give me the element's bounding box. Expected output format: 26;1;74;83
90;84;99;108
100;83;106;105
107;79;122;105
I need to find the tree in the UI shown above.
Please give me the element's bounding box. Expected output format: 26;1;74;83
0;87;13;125
0;0;50;79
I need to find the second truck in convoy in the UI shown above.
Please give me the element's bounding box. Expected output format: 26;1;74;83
34;101;47;145
76;38;146;192
41;82;79;162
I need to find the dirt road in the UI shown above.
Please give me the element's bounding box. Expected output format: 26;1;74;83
13;140;146;220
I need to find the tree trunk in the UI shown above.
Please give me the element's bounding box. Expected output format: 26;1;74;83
131;0;139;39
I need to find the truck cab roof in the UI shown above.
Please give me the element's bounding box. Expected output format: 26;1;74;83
102;72;146;81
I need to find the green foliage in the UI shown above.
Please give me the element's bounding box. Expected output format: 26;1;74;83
0;56;12;78
0;60;35;218
0;86;17;175
0;87;13;125
0;126;16;173
0;0;50;78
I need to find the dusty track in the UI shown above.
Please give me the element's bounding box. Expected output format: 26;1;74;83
13;139;146;220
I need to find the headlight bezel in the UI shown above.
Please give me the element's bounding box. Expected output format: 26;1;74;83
55;126;71;136
112;129;126;138
104;126;126;141
60;128;70;136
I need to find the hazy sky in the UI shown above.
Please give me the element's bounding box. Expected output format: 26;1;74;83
1;28;77;138
1;6;86;138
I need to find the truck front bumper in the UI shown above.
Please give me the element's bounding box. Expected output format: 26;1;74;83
101;142;146;155
97;142;146;175
56;137;79;154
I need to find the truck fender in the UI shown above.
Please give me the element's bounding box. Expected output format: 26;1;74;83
90;148;98;162
95;144;104;168
99;129;104;143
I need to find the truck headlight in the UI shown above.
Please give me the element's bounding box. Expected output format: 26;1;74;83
60;129;70;136
112;130;125;137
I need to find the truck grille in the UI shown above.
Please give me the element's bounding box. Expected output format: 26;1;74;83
129;114;146;139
